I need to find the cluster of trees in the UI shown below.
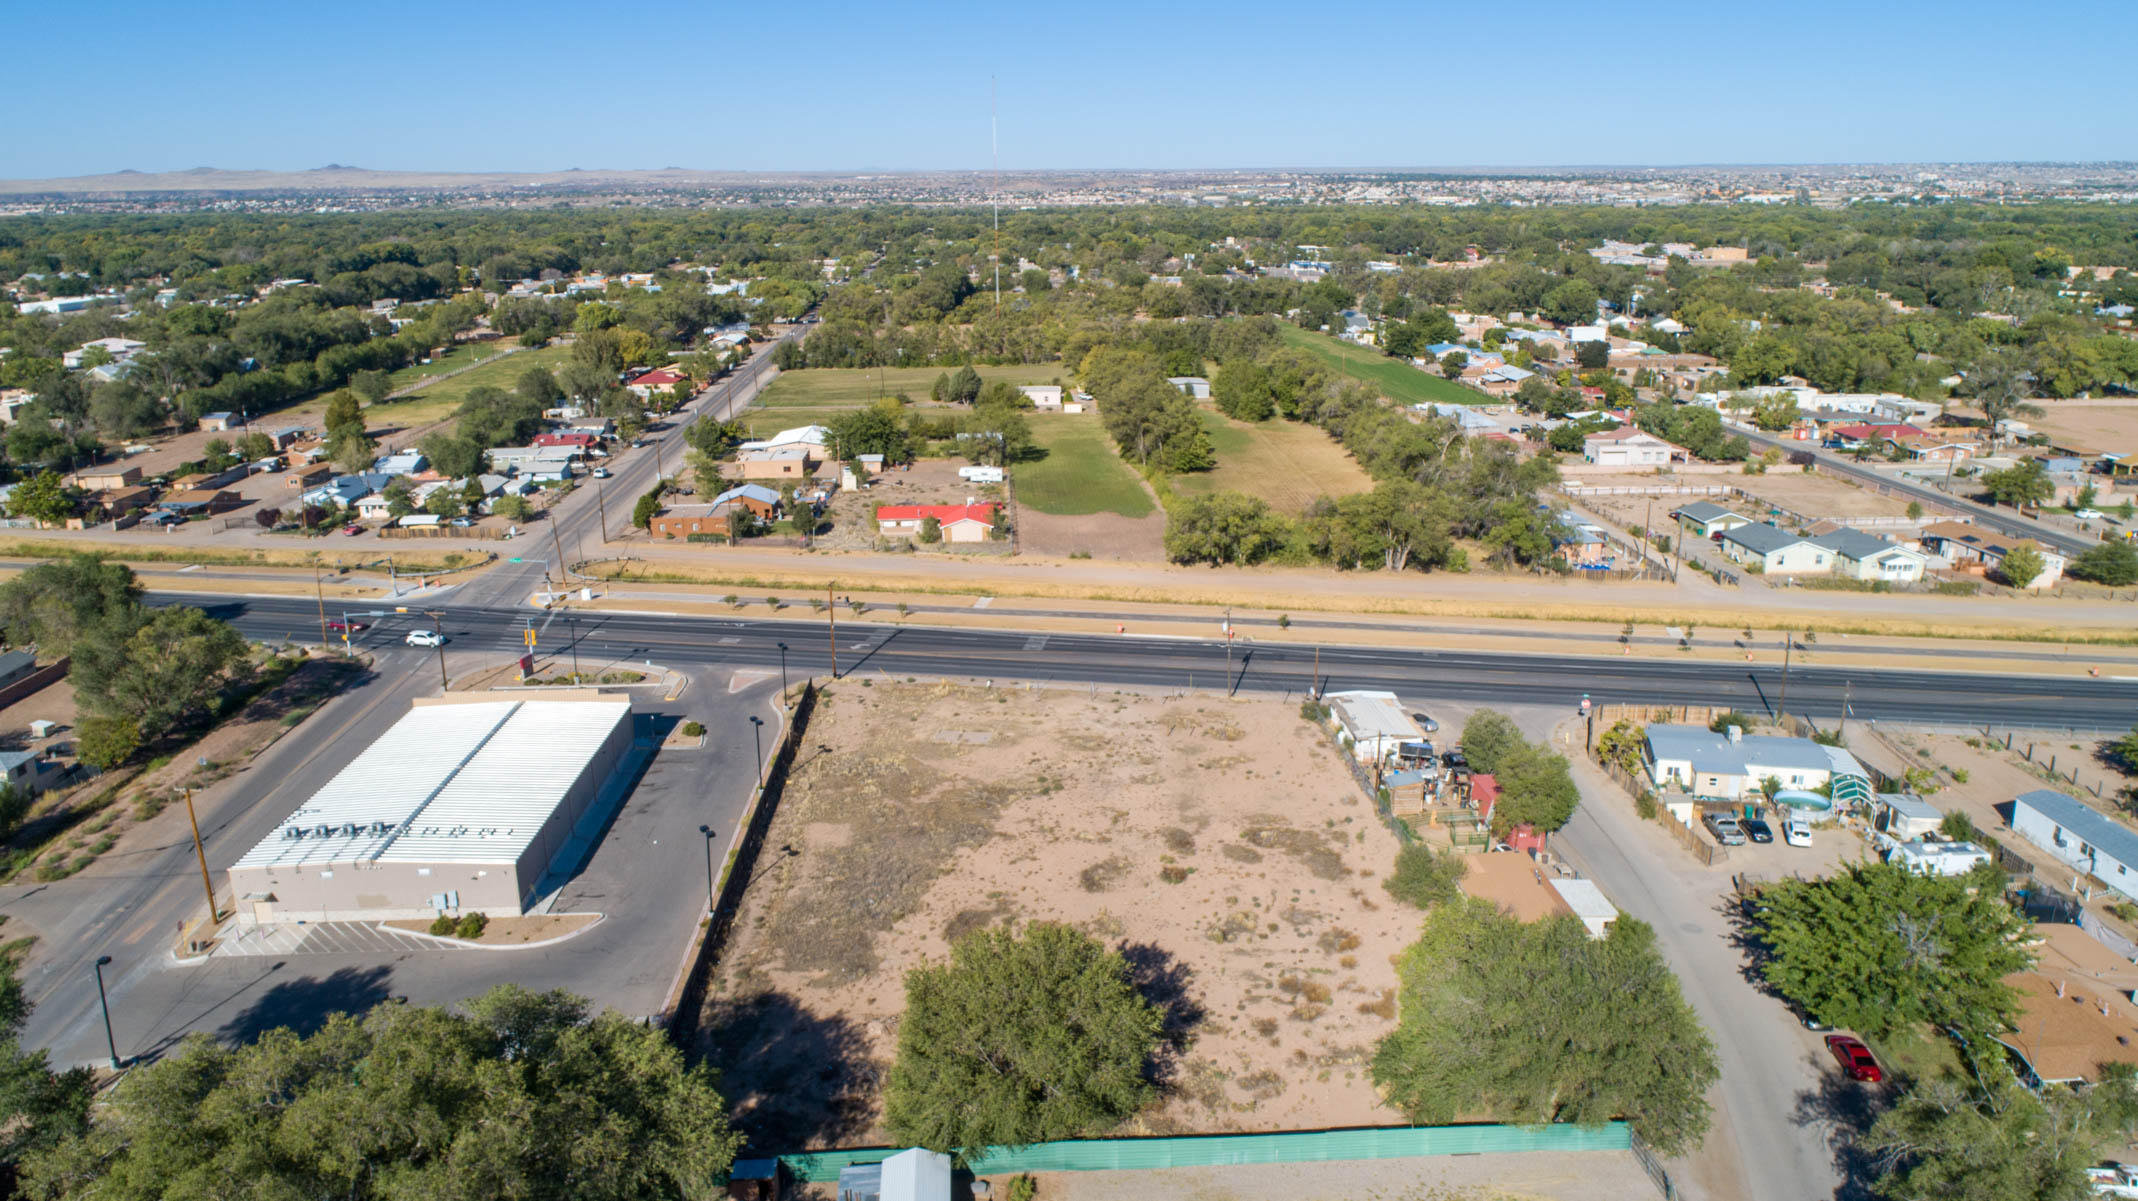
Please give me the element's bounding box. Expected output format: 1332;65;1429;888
1457;711;1581;836
16;984;739;1200
0;556;251;768
1082;348;1213;474
1371;897;1718;1154
1632;401;1749;462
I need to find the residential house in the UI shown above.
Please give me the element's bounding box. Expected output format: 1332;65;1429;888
737;447;814;481
72;466;141;490
1920;522;2066;587
1716;523;1832;574
874;502;999;543
1889;433;1977;463
355;493;395;522
1340;311;1374;343
1673;501;1753;541
841;455;886;489
1324;690;1425;764
1998;924;2138;1087
1642;724;1871;811
1461;852;1576;923
1581;426;1681;468
158;489;244;516
61;337;146;369
649;503;752;540
300;472;392;509
1824;422;1923;451
0;750;67;798
1166;377;1212;400
1416;402;1496;432
198;412;238;432
486;445;582;473
2011;789;2138;903
285;463;334;490
90;486;153;518
371;451;427;477
532;432;599;452
1552;511;1612;568
625;368;686;399
709;484;782;519
738;425;830;455
1019;385;1064;410
1811;527;1928;583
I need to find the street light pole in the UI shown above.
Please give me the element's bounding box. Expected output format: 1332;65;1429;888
698;825;717;919
1777;635;1794;720
313;565;329;649
827;582;837;679
92;955;119;1070
776;642;789;706
568;613;580;681
750;715;765;782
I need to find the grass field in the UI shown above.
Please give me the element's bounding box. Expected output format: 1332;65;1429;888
755;364;1064;410
383;341;520;393
1014;416;1155;516
367;343;575;429
1278;324;1484;408
1171;409;1374;513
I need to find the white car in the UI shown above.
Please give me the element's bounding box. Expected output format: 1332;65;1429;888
1783;818;1813;848
2076;508;2105;521
405;630;446;648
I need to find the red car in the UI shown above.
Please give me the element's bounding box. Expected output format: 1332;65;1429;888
341;523;364;536
1825;1035;1883;1083
323;620;367;634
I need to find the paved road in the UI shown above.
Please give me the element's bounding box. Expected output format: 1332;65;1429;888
178;594;2138;731
6;646;776;1071
1738;426;2095;558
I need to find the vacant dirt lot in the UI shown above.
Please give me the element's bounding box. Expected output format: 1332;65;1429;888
703;683;1412;1150
1959;399;2138;454
794;459;1010;553
1017;509;1167;561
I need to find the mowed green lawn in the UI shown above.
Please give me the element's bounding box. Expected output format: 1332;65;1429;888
1277;323;1485;408
383;340;520;392
1172;409;1374;515
1015;416;1155;517
367;343;577;429
756;364;1065;409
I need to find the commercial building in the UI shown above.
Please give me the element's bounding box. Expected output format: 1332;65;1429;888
1324;690;1424;763
227;695;635;923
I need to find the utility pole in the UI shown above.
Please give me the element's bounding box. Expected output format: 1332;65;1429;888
1839;679;1851;741
1312;644;1320;700
429;610;448;692
183;789;217;923
594;475;610;543
827;581;837;679
568;613;580;680
1223;608;1233;696
549;511;568;602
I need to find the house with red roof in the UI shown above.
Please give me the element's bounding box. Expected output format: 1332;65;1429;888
1825;422;1923;450
626;368;688;399
875;503;999;543
533;432;600;450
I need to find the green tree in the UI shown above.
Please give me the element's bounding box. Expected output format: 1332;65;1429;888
494;494;532;523
1997;542;2048;588
5;471;76;528
234;431;275;461
1981;460;2053;509
1747;861;2031;1040
1458;710;1526;775
2067;541;2138;586
24;985;738;1201
1860;1074;2138;1201
1211;360;1275;421
381;477;416;518
74;715;141;771
1439;350;1470;378
631;485;665;529
0;554;141;654
947;365;983;406
1574;340;1608;370
517;366;564;408
70;606;252;741
1752;396;1801;431
349;369;391;406
0;957;91;1181
1543;279;1601;326
2107;725;2138;774
322;390;364;438
329;427;377;475
1492;747;1581;836
885;923;1161;1161
423;489;465;520
917;516;942;544
1163;492;1290;566
1373;899;1717;1155
1382;844;1466;909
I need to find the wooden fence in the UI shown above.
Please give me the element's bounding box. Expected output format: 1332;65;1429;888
1590;755;1728;867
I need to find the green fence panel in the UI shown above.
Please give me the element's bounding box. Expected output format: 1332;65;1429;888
780;1122;1632;1181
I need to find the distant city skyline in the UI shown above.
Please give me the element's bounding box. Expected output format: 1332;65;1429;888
6;0;2133;179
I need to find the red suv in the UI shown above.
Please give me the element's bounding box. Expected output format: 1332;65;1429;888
323;620;368;634
1825;1035;1883;1083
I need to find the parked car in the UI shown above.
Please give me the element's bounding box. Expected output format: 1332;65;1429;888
341;523;363;536
1825;1034;1884;1083
405;630;446;648
1703;813;1747;846
592;467;611;478
448;517;474;528
1441;749;1468;770
323;620;367;634
1741;817;1774;844
1411;713;1440;733
1783;818;1813;848
2076;508;2105;521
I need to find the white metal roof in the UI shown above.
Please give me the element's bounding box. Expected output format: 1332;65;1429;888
380;700;630;865
232;699;630;872
1325;691;1422;746
231;702;517;870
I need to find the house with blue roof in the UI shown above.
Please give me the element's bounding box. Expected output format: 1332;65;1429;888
1643;724;1869;811
2012;789;2138;902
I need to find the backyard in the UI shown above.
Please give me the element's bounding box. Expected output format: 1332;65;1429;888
700;683;1413;1151
365;342;576;430
1171;409;1375;514
1276;324;1482;409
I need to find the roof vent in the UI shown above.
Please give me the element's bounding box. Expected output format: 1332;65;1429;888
314;824;333;838
283;826;306;840
339;822;359;837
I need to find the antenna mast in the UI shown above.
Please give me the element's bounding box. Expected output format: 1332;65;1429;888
991;76;1000;309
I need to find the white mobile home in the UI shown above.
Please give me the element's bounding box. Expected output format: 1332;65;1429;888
2012;789;2138;902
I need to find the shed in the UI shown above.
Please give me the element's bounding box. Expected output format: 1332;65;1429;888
1874;793;1943;839
1548;877;1620;938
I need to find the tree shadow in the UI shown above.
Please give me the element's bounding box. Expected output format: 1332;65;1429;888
700;988;878;1152
215;963;395;1044
1117;940;1205;1089
1790;1066;1889;1201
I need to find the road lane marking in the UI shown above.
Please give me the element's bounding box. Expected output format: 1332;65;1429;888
1023;636;1048;651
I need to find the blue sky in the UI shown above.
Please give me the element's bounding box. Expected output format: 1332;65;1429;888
6;0;2129;178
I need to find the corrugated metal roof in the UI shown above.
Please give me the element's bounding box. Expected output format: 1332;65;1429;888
380;700;630;865
2015;789;2138;870
232;699;630;872
232;702;518;870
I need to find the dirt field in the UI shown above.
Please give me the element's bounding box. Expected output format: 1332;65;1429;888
1017;509;1167;561
794;459;1010;553
2005;399;2138;454
1730;471;1915;520
703;683;1413;1150
1174;409;1374;515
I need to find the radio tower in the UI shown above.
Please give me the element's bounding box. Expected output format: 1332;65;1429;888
991;76;1001;310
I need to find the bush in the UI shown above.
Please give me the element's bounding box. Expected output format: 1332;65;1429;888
1939;811;1979;842
455;912;489;939
1383;844;1467;909
1635;789;1659;820
681;720;705;737
428;914;456;936
1006;1175;1037;1201
1708;710;1753;735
